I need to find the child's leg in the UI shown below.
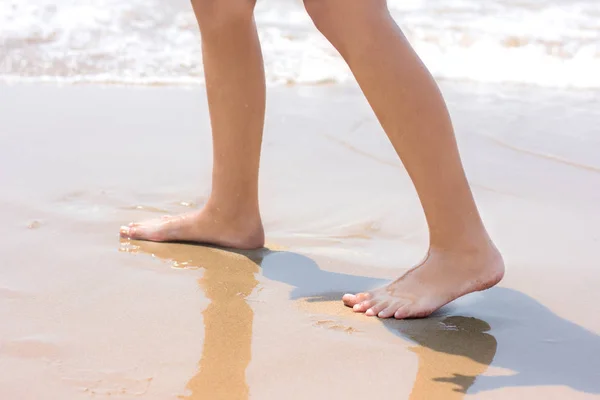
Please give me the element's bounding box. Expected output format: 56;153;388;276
120;0;265;250
303;0;504;318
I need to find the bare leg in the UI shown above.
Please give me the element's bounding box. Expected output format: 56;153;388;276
303;0;504;318
120;0;265;250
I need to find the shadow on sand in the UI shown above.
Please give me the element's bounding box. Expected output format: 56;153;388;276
120;241;600;399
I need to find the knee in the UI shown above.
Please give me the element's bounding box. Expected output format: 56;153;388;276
303;0;337;36
304;0;388;39
191;0;257;32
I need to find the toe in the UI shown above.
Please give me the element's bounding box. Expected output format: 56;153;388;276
366;301;389;317
127;226;142;239
378;302;403;319
394;304;412;320
120;226;132;238
342;294;357;307
353;299;375;313
126;225;155;241
343;292;370;308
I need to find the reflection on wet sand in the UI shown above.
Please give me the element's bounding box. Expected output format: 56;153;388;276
120;241;600;399
260;252;600;397
121;239;264;400
302;298;497;398
399;317;497;399
259;252;498;398
118;243;501;399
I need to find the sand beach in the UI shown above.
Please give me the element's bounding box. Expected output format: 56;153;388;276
1;81;599;398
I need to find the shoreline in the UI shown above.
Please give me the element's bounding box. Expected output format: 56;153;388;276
3;76;600;94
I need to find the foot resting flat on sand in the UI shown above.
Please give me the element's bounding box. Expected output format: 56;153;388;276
119;208;265;250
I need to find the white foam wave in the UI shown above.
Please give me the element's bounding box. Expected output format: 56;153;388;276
1;0;599;88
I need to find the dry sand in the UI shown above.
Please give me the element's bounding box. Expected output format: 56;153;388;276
1;82;599;399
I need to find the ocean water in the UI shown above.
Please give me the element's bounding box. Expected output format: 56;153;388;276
1;0;599;88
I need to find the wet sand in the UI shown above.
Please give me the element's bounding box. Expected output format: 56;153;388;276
1;82;599;399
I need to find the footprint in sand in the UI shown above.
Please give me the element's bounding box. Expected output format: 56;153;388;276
313;319;361;334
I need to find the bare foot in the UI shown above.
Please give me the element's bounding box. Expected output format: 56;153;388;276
342;245;504;319
119;207;265;250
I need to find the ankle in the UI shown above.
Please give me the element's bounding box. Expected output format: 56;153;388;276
205;192;259;214
429;227;498;256
196;200;265;249
203;197;262;227
427;238;504;284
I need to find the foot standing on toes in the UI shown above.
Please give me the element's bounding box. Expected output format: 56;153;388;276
342;246;504;319
122;0;503;319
